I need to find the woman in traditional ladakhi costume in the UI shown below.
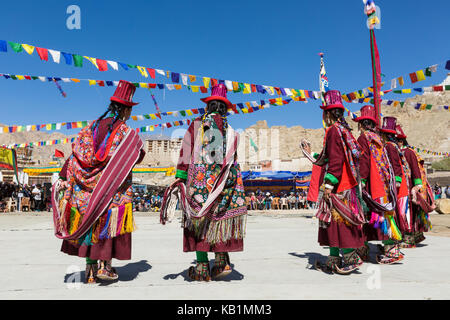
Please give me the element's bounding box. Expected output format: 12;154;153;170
53;80;145;283
353;106;403;264
300;90;366;275
395;124;434;248
377;116;411;262
160;84;247;281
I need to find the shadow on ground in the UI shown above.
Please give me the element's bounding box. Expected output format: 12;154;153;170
64;259;152;286
163;260;244;282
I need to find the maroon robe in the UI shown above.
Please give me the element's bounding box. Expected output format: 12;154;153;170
358;132;389;241
177;114;243;252
317;125;365;249
60;117;145;260
403;147;426;233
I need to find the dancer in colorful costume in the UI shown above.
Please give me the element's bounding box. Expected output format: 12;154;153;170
160;84;247;281
378;116;410;262
52;80;145;283
301;90;366;274
395;124;434;248
353;107;403;264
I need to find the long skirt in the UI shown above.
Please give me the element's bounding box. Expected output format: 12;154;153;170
183;228;243;253
318;219;365;249
61;233;132;260
363;224;389;242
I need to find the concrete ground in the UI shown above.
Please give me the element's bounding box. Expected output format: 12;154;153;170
1;210;450;300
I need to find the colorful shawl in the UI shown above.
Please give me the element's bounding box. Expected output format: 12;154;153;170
315;122;366;227
161;114;247;245
52;121;144;245
363;132;400;240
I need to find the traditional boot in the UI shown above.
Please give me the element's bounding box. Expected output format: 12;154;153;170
335;250;363;274
97;260;119;281
85;263;98;284
400;234;416;248
188;262;211;282
211;252;232;280
356;245;370;262
314;255;342;274
415;232;426;244
376;244;404;264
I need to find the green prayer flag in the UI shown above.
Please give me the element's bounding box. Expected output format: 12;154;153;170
31;76;38;80
51;124;56;130
400;102;405;107
82;121;88;127
8;42;23;53
127;64;137;68
445;85;450;91
180;110;186;117
425;67;432;77
426;104;432;110
144;115;150;119
10;75;17;80
132;83;139;87
393;90;401;94
73;54;83;67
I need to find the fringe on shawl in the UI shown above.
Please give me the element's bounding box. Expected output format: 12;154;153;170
56;199;136;246
182;213;247;245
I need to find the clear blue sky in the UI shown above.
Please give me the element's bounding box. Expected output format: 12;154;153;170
0;0;449;138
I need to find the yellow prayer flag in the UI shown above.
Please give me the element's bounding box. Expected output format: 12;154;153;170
398;76;404;86
191;86;199;93
16;75;25;80
77;121;82;128
131;116;138;121
46;124;52;130
88;80;96;86
203;77;211;88
189;75;196;82
245;102;251;108
232;82;239;91
150;114;157;120
420;104;426;110
137;66;148;78
31;125;36;131
21;44;35;55
393;101;399;107
416;70;426;82
243;83;251;94
149;126;154;132
186;110;193;116
402;89;411;94
276;98;283;106
291;89;298;96
139;82;149;88
241;109;248;114
84;56;99;69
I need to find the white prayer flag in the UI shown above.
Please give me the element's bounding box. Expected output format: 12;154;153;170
48;50;61;63
107;60;119;71
181;74;188;86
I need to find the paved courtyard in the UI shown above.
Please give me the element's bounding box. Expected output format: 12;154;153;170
1;210;449;300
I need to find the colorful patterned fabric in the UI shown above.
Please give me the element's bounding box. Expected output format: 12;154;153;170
162;113;247;245
365;131;392;198
53;121;142;245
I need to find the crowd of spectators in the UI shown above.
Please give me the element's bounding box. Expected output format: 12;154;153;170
132;190;166;212
0;182;51;212
434;183;450;200
245;189;316;210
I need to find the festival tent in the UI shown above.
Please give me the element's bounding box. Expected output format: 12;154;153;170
242;171;311;193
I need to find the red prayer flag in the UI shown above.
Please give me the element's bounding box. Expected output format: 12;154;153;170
433;85;443;91
96;59;108;71
166;122;172;128
149;83;157;88
192;109;199;114
24;75;31;80
97;80;105;87
200;86;208;93
251;84;257;92
36;47;48;61
147;68;156;79
409;72;418;83
211;78;218;87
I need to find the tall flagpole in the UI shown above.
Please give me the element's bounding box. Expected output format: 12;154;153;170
319;52;329;130
363;0;382;128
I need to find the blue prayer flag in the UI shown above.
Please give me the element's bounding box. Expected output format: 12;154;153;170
61;52;73;65
0;40;7;52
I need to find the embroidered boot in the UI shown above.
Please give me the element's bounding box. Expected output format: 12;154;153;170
335;250;363;275
314;255;342;274
376;244;404;264
188;262;211;282
85;263;98;284
400;234;416;248
415;232;426;244
97;260;119;281
211;252;232;280
356;245;370;262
